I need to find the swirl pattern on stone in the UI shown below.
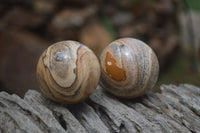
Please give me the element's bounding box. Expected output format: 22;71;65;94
36;41;100;103
100;38;159;98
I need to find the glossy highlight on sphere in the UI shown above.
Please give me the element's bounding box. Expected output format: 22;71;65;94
100;38;159;98
36;41;100;103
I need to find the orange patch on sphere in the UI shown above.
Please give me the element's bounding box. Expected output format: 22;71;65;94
105;52;125;81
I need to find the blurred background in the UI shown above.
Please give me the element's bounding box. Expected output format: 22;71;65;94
0;0;199;97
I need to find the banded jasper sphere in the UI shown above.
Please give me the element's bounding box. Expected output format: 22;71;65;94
100;38;159;98
36;41;100;103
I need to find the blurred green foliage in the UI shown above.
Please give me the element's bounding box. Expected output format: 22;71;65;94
186;0;200;11
153;53;200;92
101;16;117;40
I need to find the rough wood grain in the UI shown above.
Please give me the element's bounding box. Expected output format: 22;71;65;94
0;84;200;133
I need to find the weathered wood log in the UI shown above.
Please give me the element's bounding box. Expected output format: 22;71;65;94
0;84;200;133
